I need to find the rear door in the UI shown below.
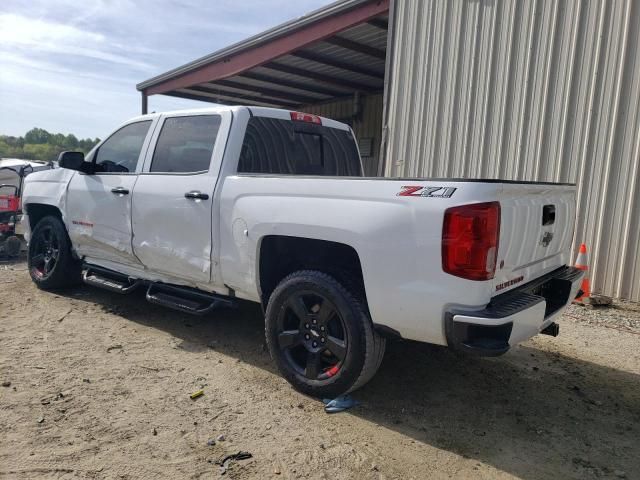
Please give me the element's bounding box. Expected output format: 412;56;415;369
131;111;231;286
66;119;155;267
492;183;577;294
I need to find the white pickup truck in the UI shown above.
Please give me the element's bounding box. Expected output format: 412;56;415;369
21;106;583;397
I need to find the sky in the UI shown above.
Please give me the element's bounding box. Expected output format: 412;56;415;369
0;0;333;139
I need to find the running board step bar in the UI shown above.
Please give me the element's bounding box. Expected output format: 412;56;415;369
83;265;142;294
146;283;236;315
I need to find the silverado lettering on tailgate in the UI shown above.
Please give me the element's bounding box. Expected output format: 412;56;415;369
496;276;524;291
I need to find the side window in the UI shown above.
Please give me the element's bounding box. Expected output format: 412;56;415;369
238;117;362;176
94;121;152;173
150;115;221;173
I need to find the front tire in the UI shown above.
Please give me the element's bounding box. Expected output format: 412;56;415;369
28;215;81;290
265;270;385;398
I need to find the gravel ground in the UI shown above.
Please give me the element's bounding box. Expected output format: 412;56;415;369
564;301;640;332
1;258;639;479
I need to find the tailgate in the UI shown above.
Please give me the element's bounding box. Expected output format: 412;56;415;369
492;183;576;295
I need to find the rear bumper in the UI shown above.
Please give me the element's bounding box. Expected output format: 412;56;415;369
445;266;584;356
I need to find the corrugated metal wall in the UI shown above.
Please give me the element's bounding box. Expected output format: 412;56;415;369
303;93;384;175
384;0;640;301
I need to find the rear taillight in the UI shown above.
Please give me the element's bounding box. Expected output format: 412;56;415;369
290;111;322;125
442;202;501;281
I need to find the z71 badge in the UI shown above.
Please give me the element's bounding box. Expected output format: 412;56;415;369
397;186;457;198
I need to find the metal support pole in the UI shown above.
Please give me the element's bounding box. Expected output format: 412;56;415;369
141;92;148;115
377;0;395;177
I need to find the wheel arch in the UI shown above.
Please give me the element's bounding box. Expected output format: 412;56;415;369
257;235;367;309
25;203;63;230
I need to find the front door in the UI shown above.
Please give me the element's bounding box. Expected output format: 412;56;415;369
131;111;229;287
66;119;154;267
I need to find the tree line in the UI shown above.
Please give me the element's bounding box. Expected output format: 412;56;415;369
0;128;101;162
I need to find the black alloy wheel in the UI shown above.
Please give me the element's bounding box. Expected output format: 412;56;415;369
265;270;385;398
30;224;60;280
276;290;347;381
28;215;81;290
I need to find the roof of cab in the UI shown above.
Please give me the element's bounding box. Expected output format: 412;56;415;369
131;106;351;131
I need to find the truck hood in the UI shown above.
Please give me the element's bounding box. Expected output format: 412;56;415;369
23;166;74;185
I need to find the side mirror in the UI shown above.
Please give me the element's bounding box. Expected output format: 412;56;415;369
57;151;86;171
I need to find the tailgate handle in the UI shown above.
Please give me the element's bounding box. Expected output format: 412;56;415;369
542;205;555;225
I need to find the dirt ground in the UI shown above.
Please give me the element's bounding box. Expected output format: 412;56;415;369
1;258;639;480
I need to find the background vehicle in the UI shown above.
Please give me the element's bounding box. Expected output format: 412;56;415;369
0;159;52;257
20;107;583;397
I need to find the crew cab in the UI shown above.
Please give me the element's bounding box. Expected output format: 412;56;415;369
21;106;583;397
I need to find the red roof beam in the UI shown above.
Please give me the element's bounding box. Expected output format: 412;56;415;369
144;0;390;96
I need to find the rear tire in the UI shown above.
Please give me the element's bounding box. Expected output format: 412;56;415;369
28;215;81;290
265;270;385;398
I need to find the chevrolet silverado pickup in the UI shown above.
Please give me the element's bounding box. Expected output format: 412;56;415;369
21;106;583;397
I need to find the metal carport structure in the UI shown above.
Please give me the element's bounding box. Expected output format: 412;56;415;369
138;3;387;106
137;0;390;173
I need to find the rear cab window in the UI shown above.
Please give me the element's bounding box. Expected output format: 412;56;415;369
238;115;362;176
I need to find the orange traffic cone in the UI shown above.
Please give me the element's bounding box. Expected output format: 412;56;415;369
573;243;591;303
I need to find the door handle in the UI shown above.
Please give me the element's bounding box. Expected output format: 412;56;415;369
184;191;209;200
111;187;129;195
